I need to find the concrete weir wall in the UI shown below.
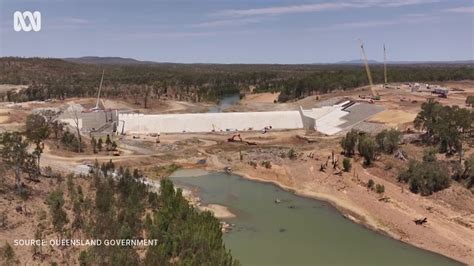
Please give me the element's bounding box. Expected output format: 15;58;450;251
120;111;305;134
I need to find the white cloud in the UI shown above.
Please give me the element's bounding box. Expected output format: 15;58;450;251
443;6;474;13
352;0;438;8
215;0;438;17
63;18;89;24
215;3;361;17
312;14;435;31
192;17;263;28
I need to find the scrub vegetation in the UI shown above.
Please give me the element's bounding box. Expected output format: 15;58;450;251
341;99;473;195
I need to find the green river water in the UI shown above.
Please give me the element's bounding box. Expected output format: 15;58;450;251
170;169;462;266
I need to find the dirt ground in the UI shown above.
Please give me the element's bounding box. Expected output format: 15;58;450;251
241;92;280;103
0;109;11;124
0;84;28;94
0;172;92;265
368;109;417;128
102;98;210;114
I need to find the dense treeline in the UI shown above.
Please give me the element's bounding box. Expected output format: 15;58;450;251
398;148;452;195
414;99;473;156
400;99;474;194
1;57;472;103
341;128;402;165
76;163;238;265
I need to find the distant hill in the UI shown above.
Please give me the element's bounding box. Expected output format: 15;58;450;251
336;59;382;65
336;59;473;65
61;56;474;66
63;56;159;65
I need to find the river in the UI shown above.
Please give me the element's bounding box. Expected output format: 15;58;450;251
170;169;461;266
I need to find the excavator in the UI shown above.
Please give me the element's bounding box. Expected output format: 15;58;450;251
227;134;243;142
227;134;257;145
359;40;380;101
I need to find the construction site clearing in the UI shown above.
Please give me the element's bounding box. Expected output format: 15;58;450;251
0;81;472;143
44;81;473;137
0;80;473;265
0;81;472;146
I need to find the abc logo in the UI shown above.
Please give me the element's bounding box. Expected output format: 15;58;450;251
13;11;41;32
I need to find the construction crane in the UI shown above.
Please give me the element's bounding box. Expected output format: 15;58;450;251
358;40;380;100
383;44;388;86
91;70;105;111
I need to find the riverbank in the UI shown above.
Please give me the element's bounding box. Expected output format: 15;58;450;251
171;171;237;219
193;152;473;265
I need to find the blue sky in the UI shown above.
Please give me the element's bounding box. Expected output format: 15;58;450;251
0;0;473;63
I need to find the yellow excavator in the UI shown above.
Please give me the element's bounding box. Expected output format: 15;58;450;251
359;40;380;100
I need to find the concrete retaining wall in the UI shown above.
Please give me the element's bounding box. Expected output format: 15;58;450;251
298;107;316;130
120;111;305;134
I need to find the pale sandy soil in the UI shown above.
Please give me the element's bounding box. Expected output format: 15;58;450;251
0;116;9;124
169;180;237;219
101;98;135;110
102;98;210;114
368;109;417;127
0;108;13;124
242;92;280;103
0;84;28;93
199;204;236;219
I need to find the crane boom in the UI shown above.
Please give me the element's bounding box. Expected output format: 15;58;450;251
358;40;379;100
383;44;387;85
95;70;105;110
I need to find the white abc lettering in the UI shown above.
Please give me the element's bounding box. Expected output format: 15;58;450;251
13;11;41;32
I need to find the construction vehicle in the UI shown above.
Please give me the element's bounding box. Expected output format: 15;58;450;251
382;45;400;90
90;70;105;112
228;134;243;142
359;40;380;100
433;88;448;98
227;134;257;145
414;217;428;225
150;132;161;143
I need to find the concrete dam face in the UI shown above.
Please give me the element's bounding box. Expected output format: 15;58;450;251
59;101;384;136
119;111;304;134
118;101;384;135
